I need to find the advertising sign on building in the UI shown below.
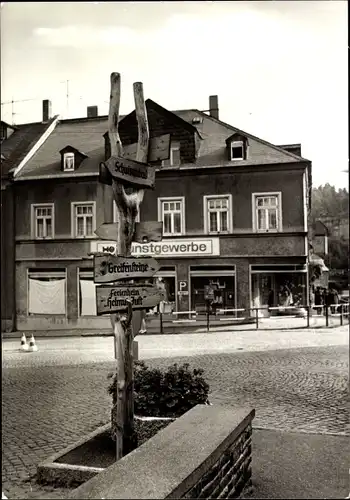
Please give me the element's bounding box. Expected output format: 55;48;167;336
177;280;189;296
91;238;220;258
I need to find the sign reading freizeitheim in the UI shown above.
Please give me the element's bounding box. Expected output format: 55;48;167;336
96;285;164;315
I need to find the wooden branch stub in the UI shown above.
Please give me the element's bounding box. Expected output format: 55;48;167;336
121;299;133;329
108;73;123;158
133;82;149;164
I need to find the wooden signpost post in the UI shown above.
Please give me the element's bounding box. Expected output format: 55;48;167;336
94;72;164;461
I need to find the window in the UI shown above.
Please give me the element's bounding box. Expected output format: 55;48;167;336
252;193;282;232
230;141;244;161
158;197;185;235
32;203;54;239
204;195;232;234
162;142;181;167
63;152;75;171
113;201;140;223
71;202;96;238
78;269;98;316
28;269;66;315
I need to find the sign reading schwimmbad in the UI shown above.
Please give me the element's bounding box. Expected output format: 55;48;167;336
91;238;220;257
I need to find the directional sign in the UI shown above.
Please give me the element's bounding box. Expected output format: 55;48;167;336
95;223;118;241
123;134;171;162
95;221;163;243
103;133;171;163
94;255;160;283
134;221;163;243
96;285;165;315
102;156;155;189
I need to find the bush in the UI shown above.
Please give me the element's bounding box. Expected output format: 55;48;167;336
108;360;210;418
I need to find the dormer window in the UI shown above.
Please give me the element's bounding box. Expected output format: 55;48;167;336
60;146;88;172
63;152;75;171
226;133;248;161
1;121;17;143
230;141;244;161
162;142;180;167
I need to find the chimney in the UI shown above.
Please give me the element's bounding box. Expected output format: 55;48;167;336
209;95;219;120
87;106;98;118
42;99;52;122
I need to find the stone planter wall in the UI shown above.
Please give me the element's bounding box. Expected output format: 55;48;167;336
69;405;255;499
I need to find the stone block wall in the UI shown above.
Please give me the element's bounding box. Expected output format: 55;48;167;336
182;424;252;499
69;405;255;500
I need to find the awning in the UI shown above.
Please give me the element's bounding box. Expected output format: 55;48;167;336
309;254;329;272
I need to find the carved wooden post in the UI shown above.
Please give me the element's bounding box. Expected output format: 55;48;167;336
108;73;149;459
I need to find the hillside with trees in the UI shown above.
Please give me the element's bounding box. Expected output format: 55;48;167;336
311;184;349;271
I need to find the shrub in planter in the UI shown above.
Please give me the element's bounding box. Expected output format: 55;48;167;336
107;361;210;443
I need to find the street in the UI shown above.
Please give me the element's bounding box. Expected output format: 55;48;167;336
2;326;349;499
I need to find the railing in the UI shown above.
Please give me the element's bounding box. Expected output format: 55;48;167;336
152;303;349;333
171;311;197;323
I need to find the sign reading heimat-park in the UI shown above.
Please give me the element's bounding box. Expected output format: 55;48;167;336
90;238;220;257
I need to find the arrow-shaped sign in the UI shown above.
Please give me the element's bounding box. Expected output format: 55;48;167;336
101;156;155;189
95;221;163;243
96;285;165;315
94;255;160;283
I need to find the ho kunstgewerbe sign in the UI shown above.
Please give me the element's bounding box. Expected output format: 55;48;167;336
91;238;220;258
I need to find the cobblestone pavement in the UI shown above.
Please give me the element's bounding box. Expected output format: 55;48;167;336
2;344;348;499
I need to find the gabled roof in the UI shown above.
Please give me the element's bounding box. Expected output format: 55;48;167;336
1;120;18;131
225;132;249;145
15;116;109;179
59;145;88;157
175;108;310;163
1;116;58;179
15;98;309;181
119;99;202;139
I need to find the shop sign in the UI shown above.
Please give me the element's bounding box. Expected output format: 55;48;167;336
96;285;165;315
91;238;220;257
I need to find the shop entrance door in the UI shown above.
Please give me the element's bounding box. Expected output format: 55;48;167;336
190;267;236;315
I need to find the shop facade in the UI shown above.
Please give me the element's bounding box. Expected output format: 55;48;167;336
15;232;308;330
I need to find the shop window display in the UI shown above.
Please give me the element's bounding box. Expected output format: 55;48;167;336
191;277;235;314
251;272;306;316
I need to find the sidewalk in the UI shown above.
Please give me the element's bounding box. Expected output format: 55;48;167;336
2;326;348;368
2;313;347;339
248;429;349;499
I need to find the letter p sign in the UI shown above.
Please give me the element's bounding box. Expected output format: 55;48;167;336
178;280;188;293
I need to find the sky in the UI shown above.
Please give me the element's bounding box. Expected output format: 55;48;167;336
1;1;348;188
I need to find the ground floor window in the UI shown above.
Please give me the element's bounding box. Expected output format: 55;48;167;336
28;269;66;315
78;269;98;316
190;266;236;314
251;264;307;314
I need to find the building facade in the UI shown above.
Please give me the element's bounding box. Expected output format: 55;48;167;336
1;106;58;332
12;97;312;331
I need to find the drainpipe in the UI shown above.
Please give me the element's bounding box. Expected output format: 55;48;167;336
11;178;16;332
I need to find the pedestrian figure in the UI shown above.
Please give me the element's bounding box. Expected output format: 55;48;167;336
314;287;322;315
139;309;147;335
330;287;339;314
